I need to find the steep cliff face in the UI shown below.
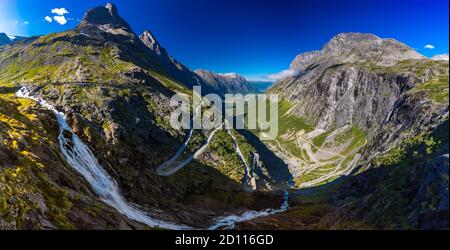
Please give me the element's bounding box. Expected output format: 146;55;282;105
270;33;448;155
0;88;147;229
195;70;258;95
259;32;449;228
275;34;434;142
274;61;447;142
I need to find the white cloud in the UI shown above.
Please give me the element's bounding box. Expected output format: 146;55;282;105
44;16;53;23
424;44;435;49
53;15;68;25
23;21;29;25
48;8;70;25
51;8;69;16
267;68;300;81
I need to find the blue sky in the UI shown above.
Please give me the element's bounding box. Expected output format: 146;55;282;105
0;0;448;81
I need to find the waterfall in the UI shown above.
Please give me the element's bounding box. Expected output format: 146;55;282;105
16;87;190;230
383;100;401;125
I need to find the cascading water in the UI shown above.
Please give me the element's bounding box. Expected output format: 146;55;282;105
16;87;190;230
227;129;255;191
16;86;291;230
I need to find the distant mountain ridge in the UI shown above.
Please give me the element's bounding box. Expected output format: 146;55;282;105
195;70;258;95
432;54;449;61
0;33;26;46
248;80;274;93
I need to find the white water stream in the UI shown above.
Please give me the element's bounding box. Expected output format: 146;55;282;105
16;87;290;230
16;87;190;230
208;191;289;230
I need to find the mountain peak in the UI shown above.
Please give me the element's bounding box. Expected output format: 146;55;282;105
289;32;425;72
0;33;10;46
328;32;380;43
105;3;116;12
78;3;132;31
323;32;425;63
0;32;26;46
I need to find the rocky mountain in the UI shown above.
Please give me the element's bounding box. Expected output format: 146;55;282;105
0;3;448;230
249;32;448;229
139;31;215;93
79;3;133;31
195;70;258;95
75;3;212;93
289;33;425;74
0;33;10;46
270;33;445;135
0;3;278;229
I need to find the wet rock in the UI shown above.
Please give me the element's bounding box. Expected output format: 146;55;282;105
62;129;73;140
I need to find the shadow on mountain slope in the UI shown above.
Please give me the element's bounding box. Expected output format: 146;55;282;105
237;129;293;185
